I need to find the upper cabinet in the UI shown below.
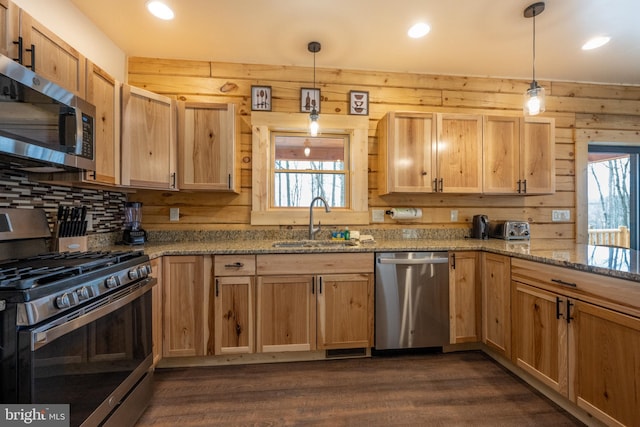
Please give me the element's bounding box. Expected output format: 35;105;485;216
84;61;120;186
121;84;177;190
483;116;555;195
0;0;18;58
177;102;238;192
377;112;482;194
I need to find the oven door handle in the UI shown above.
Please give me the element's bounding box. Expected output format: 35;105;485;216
31;277;156;351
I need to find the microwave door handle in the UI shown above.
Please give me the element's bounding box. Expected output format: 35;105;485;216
378;258;449;265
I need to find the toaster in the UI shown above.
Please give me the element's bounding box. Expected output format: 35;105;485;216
488;220;530;240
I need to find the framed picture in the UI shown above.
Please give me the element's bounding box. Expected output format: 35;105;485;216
300;88;321;113
251;86;272;111
349;90;369;115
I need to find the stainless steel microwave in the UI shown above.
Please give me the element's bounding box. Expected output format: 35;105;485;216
0;54;95;172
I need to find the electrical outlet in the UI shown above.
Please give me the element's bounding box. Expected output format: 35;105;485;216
552;210;570;222
402;229;418;239
372;209;385;223
169;208;180;221
450;210;458;222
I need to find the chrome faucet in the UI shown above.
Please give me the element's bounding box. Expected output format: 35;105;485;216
309;196;331;240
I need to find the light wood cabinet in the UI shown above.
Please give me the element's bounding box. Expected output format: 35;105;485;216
511;258;640;426
121;84;177;190
178;102;238;192
256;253;374;353
17;9;85;97
483;116;555;194
481;252;511;358
213;255;255;355
149;257;163;367
162;255;210;357
316;273;374;350
256;274;316;352
84;61;120;185
0;0;18;58
377;112;482;194
448;251;480;343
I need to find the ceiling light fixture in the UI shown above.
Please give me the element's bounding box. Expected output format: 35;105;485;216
146;0;175;20
582;36;611;51
523;2;545;116
408;22;431;39
308;41;321;137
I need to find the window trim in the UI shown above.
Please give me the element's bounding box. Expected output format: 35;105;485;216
251;112;369;226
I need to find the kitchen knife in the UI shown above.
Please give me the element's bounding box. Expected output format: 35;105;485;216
60;206;69;237
57;206;64;238
80;206;87;236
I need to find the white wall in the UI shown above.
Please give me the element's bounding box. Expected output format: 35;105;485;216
12;0;126;81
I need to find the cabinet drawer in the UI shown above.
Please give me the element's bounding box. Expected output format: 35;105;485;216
214;255;256;276
257;253;374;275
511;258;640;316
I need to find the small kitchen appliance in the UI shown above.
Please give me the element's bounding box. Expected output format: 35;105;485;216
471;215;489;239
489;220;531;240
123;201;147;245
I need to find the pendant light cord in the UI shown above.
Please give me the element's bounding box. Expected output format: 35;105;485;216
532;7;536;83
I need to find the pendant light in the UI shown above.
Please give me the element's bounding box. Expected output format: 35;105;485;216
523;2;545;116
308;41;321;136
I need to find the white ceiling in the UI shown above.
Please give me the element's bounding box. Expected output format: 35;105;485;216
70;0;640;86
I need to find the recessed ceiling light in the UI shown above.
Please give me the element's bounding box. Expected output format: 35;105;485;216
408;22;431;39
582;36;610;50
146;1;175;20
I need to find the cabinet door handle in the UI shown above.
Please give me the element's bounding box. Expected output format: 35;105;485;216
451;253;456;269
171;172;176;189
522;179;527;194
433;179;438;192
566;299;574;323
25;44;35;71
224;262;244;268
439;178;444;192
421;171;427;176
215;278;219;297
228;174;232;190
517;180;522;193
551;278;577;288
311;277;315;294
555;297;563;320
12;36;23;64
319;276;323;294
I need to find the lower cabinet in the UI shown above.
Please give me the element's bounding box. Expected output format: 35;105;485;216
481;252;511;358
449;251;480;344
256;253;374;353
212;255;256;355
162;255;211;357
149;257;163;366
511;258;640;427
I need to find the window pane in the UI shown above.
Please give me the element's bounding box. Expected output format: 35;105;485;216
274;172;346;207
273;133;348;208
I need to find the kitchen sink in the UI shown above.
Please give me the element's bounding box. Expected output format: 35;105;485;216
271;239;359;248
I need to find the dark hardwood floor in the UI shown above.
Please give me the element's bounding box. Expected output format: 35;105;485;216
136;351;584;426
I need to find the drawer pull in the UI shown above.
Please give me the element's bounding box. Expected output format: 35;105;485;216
551;278;577;288
224;262;245;268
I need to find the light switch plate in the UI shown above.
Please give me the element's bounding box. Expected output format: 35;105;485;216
169;208;180;221
552;210;570;222
450;210;458;222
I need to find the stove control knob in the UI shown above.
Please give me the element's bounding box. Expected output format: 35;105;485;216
105;276;120;289
137;266;149;278
55;293;71;309
76;286;91;300
128;269;140;280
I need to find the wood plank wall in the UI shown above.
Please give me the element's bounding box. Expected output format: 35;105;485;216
127;57;640;240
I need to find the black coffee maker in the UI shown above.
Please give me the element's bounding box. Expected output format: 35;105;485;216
122;202;147;245
471;215;489;239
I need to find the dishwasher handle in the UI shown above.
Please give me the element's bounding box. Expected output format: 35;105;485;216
377;257;449;265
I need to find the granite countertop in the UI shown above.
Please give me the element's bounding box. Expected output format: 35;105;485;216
116;237;640;283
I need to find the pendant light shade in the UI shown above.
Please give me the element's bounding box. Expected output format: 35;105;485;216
523;2;545;116
308;41;321;136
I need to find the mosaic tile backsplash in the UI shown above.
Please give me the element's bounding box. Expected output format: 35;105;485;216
0;167;127;237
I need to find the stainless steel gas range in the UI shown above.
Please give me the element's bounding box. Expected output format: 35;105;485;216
0;208;156;427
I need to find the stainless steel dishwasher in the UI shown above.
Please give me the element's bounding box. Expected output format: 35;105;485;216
375;252;449;350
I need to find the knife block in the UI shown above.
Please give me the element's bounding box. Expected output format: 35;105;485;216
55;236;88;253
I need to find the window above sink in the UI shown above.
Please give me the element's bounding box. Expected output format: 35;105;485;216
251;112;369;226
